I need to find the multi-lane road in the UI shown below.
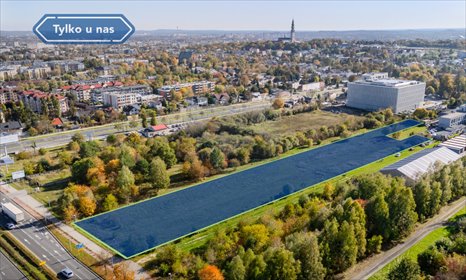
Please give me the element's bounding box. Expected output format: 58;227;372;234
0;250;27;280
5;101;272;154
0;193;100;280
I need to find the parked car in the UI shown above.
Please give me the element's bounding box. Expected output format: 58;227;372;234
5;222;14;230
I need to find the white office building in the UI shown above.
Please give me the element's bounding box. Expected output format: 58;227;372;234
438;112;466;129
346;77;425;114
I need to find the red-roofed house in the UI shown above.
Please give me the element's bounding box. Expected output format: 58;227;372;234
51;117;64;128
18;90;69;114
142;124;169;137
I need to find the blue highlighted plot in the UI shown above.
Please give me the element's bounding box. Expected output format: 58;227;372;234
76;120;428;258
33;14;135;44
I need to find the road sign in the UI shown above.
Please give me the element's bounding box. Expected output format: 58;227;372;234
11;170;25;180
39;260;46;266
75;243;84;249
33;14;135;44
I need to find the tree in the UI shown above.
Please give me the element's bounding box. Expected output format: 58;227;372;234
79;141;100;158
286;232;325;280
150;111;157;126
246;253;266;279
388;258;421;280
366;235;383;255
319;219;358;273
425;85;436;95
79;196;96;217
386;184;418;241
225;256;245;280
210;147;226;171
148;157;170;189
413;179;432;221
183;155;206;181
240;224;270;252
116;166;135;203
63;204;78;222
102;194;119;212
272;98;285;109
417;247;446;276
322;182;334;200
198;265;224;280
263;247;300;280
72;132;85;143
365;192;390;240
148;137;177;168
71;158;94;184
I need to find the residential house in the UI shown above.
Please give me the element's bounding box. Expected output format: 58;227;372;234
142;124;169;137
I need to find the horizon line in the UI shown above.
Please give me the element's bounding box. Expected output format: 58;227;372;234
1;27;465;33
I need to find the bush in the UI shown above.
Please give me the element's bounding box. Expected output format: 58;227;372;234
16;151;33;160
38;148;47;155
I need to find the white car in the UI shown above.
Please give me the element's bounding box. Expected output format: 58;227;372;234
60;268;74;279
5;223;14;230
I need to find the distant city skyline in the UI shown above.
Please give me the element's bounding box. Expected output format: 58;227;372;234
1;1;465;32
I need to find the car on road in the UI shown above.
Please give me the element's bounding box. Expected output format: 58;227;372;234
5;222;14;230
60;268;74;279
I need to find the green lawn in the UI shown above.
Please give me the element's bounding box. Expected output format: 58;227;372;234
388;125;428;140
369;206;466;280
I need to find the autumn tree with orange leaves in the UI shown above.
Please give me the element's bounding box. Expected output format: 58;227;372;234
198;265;224;280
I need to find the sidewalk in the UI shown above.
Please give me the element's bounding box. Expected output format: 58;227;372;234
0;183;152;280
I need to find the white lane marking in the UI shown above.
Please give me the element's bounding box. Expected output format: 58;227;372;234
35;234;41;239
24;239;31;245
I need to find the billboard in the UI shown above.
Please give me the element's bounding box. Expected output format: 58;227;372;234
11;170;25;180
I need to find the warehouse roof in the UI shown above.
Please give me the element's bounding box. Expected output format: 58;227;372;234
439;134;466;151
381;147;461;181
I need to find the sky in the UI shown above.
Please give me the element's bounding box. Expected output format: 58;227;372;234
1;1;465;32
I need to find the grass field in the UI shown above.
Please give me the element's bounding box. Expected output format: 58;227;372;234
251;110;365;136
369;206;466;280
388;125;428;140
10;169;70;208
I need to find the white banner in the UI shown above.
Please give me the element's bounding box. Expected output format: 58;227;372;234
11;170;25;180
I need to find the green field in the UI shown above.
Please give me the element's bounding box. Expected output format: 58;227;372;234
369;206;466;280
251;110;365;136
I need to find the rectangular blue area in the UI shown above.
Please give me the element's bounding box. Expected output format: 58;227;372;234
75;120;428;258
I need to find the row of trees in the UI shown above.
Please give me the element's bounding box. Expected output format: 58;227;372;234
145;158;465;279
388;214;466;280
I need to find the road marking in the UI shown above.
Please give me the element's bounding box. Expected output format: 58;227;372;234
23;238;31;244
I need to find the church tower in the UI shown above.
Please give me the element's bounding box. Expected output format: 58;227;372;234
291;19;296;42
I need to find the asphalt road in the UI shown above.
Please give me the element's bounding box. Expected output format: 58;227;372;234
0;250;27;280
5;102;271;154
0;194;100;280
350;197;466;280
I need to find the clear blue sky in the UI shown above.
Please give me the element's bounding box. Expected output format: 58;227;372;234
1;1;465;31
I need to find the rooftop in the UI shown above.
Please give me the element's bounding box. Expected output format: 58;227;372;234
352;79;422;88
